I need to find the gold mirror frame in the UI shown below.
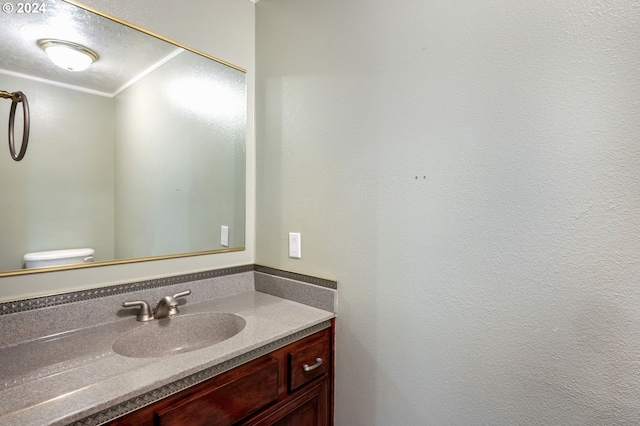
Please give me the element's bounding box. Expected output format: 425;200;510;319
0;0;247;277
64;1;246;74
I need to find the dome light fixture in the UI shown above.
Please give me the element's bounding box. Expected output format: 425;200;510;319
37;39;99;72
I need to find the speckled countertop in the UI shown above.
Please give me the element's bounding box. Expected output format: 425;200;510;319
0;290;335;426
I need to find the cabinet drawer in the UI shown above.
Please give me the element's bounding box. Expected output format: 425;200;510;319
288;336;330;392
155;357;279;426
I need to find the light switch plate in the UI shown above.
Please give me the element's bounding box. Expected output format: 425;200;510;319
221;226;229;247
289;232;301;258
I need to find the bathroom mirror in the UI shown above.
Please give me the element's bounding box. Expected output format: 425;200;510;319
0;0;246;276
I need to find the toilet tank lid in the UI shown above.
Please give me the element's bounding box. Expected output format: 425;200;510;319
24;248;94;261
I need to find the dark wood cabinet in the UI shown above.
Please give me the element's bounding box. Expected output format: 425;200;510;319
243;379;328;426
107;320;334;426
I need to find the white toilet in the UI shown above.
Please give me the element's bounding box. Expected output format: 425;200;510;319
23;248;95;269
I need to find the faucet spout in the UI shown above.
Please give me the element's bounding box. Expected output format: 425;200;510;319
154;296;177;319
153;290;191;319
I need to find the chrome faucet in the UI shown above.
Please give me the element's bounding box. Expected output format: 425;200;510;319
122;290;191;321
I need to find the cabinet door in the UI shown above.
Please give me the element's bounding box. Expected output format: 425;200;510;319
155;358;279;426
243;378;328;426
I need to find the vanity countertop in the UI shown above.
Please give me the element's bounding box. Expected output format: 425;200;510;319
0;290;335;426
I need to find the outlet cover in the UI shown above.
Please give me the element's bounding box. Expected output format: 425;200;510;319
289;232;301;258
221;226;229;247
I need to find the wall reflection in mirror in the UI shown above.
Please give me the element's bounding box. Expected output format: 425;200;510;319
0;0;247;275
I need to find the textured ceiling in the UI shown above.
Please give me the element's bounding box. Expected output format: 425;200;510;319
0;0;180;96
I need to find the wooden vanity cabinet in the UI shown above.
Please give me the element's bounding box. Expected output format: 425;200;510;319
106;321;334;426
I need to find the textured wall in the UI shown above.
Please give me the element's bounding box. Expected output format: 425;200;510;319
256;1;640;424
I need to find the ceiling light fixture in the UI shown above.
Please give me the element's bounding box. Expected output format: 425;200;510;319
37;39;99;72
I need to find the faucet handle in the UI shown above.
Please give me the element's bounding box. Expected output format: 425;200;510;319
173;290;191;299
167;290;191;315
122;300;153;322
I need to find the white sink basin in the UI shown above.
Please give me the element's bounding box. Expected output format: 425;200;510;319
112;312;246;358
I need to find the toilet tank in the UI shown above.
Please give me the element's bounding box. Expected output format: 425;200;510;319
23;248;95;269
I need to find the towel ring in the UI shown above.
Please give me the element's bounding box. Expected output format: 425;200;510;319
8;91;29;161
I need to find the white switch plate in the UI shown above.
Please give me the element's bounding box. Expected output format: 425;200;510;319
289;232;301;258
221;226;229;247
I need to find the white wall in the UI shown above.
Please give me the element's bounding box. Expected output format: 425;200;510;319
256;1;640;424
0;0;255;301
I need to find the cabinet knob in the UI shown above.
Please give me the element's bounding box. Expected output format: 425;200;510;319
302;358;323;372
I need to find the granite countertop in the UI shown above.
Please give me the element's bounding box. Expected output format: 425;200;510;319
0;290;335;426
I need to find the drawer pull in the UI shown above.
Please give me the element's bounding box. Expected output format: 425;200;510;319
302;358;323;372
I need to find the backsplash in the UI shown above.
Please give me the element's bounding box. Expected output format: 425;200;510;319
255;268;338;312
0;265;254;316
0;265;337;347
254;265;337;289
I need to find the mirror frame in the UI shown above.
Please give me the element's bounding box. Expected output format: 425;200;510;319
0;0;247;277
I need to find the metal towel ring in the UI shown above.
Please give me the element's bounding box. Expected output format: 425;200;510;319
8;91;29;161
